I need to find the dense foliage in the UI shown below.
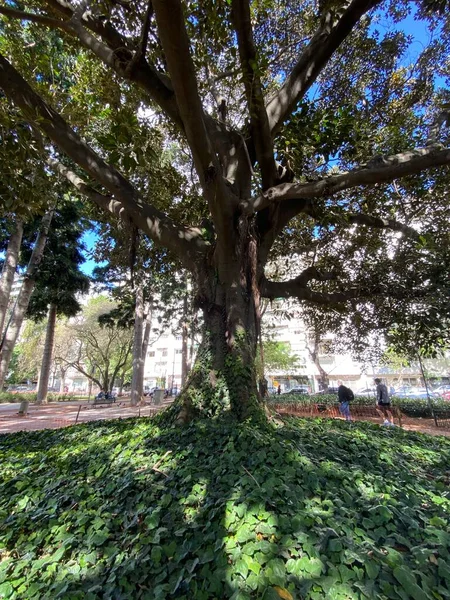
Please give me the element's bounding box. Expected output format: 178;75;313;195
0;418;449;599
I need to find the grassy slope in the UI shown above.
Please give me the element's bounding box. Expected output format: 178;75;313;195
0;417;449;600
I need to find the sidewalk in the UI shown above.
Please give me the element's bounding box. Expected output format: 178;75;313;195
0;398;173;434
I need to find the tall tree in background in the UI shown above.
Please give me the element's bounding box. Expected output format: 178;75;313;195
1;0;450;420
0;208;54;388
0;218;23;337
24;202;90;403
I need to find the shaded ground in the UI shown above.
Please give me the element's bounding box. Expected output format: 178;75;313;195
0;417;449;599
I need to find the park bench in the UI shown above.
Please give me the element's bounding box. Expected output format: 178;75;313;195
93;395;116;407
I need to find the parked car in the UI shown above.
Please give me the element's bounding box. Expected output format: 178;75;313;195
282;386;310;395
267;387;278;395
311;387;339;395
6;384;36;392
431;385;450;397
356;388;376;397
395;388;429;400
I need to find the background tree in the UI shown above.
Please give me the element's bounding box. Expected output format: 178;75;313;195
1;0;450;420
23;202;90;403
256;340;301;381
65;296;133;393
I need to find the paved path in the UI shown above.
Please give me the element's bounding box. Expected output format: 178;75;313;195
0;399;173;434
1;400;449;437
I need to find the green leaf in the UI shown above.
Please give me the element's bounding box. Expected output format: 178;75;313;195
393;567;429;600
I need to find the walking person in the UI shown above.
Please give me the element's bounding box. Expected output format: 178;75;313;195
375;378;394;426
337;380;353;421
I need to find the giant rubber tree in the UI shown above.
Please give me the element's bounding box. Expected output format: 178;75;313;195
1;0;450;420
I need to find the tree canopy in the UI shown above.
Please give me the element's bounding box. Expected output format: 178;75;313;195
1;0;450;417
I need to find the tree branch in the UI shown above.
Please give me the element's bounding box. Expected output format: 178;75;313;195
261;275;373;305
242;146;450;214
40;0;182;127
343;213;419;236
0;5;67;28
266;0;381;135
152;0;213;178
0;53;208;268
152;0;236;247
231;0;277;189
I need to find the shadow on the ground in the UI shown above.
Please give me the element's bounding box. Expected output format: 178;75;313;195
0;416;449;599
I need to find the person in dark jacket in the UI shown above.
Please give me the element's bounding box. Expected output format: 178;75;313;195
337;380;353;421
375;378;394;426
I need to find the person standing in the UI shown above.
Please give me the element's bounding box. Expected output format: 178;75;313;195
277;385;281;396
337;380;353;421
375;378;394;426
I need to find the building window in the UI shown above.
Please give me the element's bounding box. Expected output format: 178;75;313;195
175;335;182;341
176;349;183;354
161;349;168;357
148;351;155;357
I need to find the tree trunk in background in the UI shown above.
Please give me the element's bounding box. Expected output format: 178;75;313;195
0;209;54;389
130;284;144;406
142;300;153;361
59;366;67;393
36;304;57;404
181;293;189;386
307;332;329;392
0;219;23;339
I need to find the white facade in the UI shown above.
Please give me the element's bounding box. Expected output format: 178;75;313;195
143;331;191;392
264;317;365;392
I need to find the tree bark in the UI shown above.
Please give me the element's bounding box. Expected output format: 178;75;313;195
307;332;329;392
36;303;57;404
142;300;153;362
181;293;189;386
130;284;144;406
59;366;67;393
171;236;262;423
0;209;53;389
0;218;23;339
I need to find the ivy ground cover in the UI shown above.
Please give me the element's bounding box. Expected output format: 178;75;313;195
0;417;449;599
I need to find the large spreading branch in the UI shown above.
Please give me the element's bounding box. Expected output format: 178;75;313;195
266;0;381;136
152;0;215;181
261;275;362;305
242;146;450;215
0;53;208;268
0;2;182;128
231;0;277;189
152;0;237;250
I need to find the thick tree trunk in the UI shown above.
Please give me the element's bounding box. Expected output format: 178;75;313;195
171;266;262;423
36;304;57;405
131;284;144;406
0;209;53;389
0;219;23;339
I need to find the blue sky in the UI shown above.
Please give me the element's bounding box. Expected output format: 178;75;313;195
80;229;107;276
